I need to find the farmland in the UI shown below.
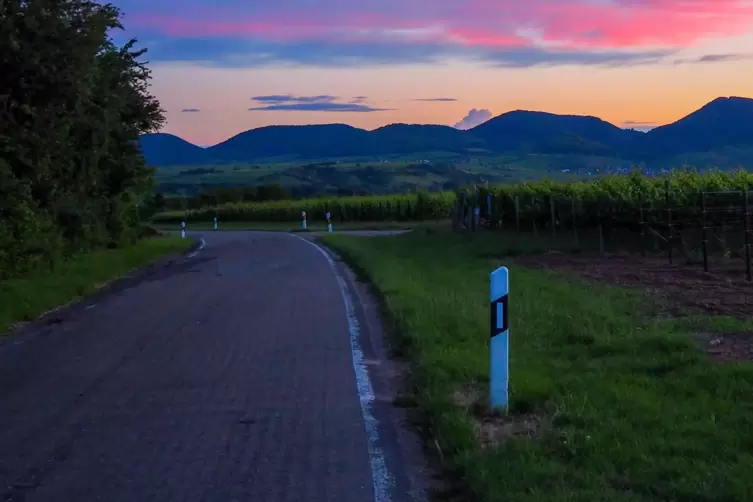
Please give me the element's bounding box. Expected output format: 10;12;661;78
152;153;643;197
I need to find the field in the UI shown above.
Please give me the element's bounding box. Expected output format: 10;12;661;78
152;153;629;197
152;192;457;224
320;229;753;502
455;170;753;280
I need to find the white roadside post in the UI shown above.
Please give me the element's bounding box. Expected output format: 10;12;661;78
181;220;186;239
326;211;333;232
490;266;510;411
213;216;218;230
301;210;307;230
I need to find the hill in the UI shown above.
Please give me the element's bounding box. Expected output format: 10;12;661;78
139;133;214;166
645;96;753;157
471;110;642;156
139;96;753;167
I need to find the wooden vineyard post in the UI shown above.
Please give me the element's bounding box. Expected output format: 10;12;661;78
549;195;556;238
666;179;673;265
571;197;578;247
700;191;709;272
598;209;605;254
486;193;493;229
639;203;646;257
514;196;521;233
744;189;752;281
465;195;473;230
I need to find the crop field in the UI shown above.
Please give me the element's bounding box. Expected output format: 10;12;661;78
453;169;753;281
152;191;457;224
152;153;615;197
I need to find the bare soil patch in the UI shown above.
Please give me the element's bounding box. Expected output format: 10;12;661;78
514;252;753;362
515;252;753;319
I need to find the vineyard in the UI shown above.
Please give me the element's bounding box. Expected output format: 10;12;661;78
152;169;753;278
455;169;753;280
151;191;456;224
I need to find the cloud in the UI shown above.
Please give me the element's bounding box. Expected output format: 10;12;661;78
131;35;673;68
673;53;753;64
248;94;390;112
181;108;201;112
453;108;493;130
252;94;338;103
415;97;457;102
116;0;753;68
621;120;657;131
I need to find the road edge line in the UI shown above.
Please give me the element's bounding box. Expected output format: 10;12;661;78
292;234;393;502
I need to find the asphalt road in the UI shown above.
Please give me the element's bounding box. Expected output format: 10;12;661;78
0;231;429;502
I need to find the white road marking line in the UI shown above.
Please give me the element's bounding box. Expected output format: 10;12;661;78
187;238;206;259
292;234;393;502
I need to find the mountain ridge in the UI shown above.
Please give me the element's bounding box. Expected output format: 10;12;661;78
140;96;753;166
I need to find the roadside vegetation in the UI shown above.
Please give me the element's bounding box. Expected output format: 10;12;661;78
0;235;192;334
1;0;165;281
321;229;753;502
1;1;191;329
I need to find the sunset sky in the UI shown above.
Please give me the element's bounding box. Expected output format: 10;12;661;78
110;0;753;146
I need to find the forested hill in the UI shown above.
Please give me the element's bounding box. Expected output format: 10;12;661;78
1;0;164;279
140;97;753;166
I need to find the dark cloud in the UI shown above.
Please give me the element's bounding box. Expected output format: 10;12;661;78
248;94;387;111
181;108;201;112
415;97;457;102
673;53;753;64
249;103;390;112
453;108;493;130
622;120;656;125
137;35;675;69
251;94;338;103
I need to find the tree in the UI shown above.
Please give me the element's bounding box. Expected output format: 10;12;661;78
0;0;164;277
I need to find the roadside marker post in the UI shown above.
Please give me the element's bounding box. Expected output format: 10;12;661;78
181;220;186;239
490;266;509;411
326;211;333;232
213;216;218;230
301;211;307;230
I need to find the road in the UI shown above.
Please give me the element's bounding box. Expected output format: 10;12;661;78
0;231;429;502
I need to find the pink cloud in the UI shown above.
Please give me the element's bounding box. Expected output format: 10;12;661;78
126;0;753;51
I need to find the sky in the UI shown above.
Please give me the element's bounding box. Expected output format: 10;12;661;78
110;0;753;146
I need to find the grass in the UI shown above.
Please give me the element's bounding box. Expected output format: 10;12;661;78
320;229;753;502
0;236;193;335
151;220;448;232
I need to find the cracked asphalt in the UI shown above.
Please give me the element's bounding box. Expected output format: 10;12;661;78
0;231;429;502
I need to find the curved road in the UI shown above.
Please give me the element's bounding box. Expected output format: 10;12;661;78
0;232;428;502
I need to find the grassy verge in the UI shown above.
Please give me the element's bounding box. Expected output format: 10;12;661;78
151;220;449;232
0;236;193;334
320;229;753;502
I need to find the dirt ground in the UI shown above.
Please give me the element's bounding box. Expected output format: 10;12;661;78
514;252;753;362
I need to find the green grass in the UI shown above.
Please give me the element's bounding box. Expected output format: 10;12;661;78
0;236;193;334
320;229;753;502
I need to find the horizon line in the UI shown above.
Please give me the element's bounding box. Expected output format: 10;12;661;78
153;95;750;148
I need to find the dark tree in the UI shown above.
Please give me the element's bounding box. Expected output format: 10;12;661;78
0;0;164;277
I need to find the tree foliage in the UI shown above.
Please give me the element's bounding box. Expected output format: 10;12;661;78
0;0;163;278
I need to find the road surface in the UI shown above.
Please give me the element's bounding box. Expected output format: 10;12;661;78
0;231;429;502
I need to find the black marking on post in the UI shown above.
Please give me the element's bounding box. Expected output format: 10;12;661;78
490;294;508;339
